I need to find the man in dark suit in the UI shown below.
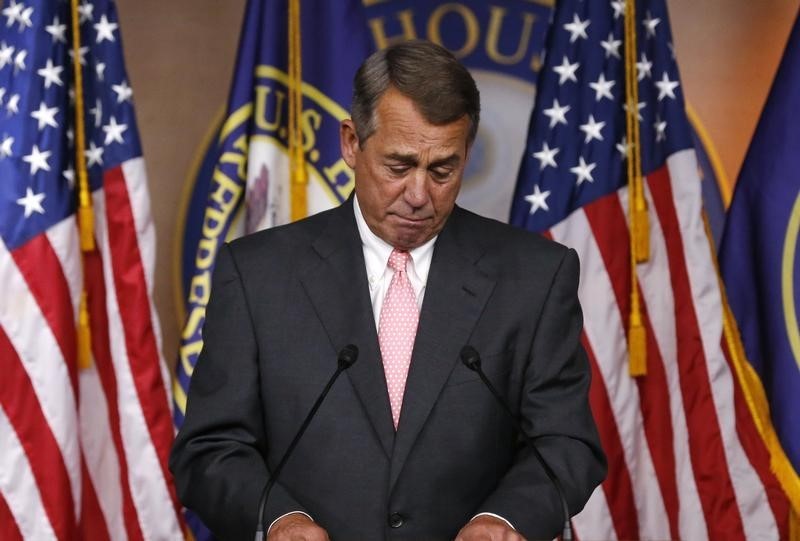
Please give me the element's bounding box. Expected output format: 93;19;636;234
170;40;606;541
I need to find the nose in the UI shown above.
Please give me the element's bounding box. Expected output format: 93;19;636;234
403;169;430;209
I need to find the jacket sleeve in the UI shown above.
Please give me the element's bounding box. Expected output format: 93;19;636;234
476;248;607;539
169;243;308;540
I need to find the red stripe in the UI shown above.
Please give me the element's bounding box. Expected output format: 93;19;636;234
581;334;639;539
0;325;77;541
721;337;789;538
582;195;680;539
0;492;23;541
103;166;183;522
11;235;78;397
648;166;746;540
79;458;111;541
84;248;145;541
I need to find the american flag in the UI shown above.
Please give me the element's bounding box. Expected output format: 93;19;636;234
511;0;793;539
0;1;184;539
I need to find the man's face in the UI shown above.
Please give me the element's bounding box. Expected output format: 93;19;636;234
340;87;472;251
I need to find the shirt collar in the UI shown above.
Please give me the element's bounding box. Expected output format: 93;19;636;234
353;195;437;284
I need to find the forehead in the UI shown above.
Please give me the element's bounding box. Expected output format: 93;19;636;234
369;88;471;154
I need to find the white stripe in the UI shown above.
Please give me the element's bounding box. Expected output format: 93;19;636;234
619;182;709;540
0;406;57;541
572;486;617;541
551;207;671;539
119;159;173;419
93;191;183;541
45;216;82;323
666;150;778;538
0;240;82;518
80;365;126;540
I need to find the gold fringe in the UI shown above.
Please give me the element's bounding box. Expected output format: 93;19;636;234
77;292;92;369
625;0;647;376
70;0;94;251
288;0;307;222
703;215;800;528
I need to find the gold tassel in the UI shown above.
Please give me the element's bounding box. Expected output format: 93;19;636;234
288;0;307;222
624;0;647;376
77;292;92;369
791;507;800;541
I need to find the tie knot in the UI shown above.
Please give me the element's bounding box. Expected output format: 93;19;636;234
388;249;410;273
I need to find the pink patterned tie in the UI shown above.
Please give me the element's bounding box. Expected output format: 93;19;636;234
378;249;419;429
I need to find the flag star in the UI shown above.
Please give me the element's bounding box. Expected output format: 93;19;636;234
78;1;94;23
17;5;33;30
37;59;64;89
600;32;622;59
67;128;74;145
46;16;67;43
553;56;579;85
589;73;615;101
563;13;590;43
31;102;59;130
95;62;106;81
525;185;551;215
112;80;133;103
611;0;625;19
543;99;570;128
103;116;128;145
89;98;102;127
2;0;22;28
63;167;75;189
532;141;559;170
654;116;668;142
570;157;596;185
85;141;104;167
616;136;630;160
636;53;653;80
655;71;680;100
0;135;13;158
16;187;46;218
94;14;118;43
0;42;13;68
68;46;89;66
580;115;606;143
643;11;661;38
13;49;26;72
22;144;52;174
6;93;19;114
623;100;646;121
0;88;4;105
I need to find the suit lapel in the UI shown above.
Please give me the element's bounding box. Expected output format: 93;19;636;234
389;208;496;490
298;200;395;458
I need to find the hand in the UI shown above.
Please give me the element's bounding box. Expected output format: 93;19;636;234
455;515;526;541
267;513;329;541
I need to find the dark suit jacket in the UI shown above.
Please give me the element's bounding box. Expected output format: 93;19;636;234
170;199;606;540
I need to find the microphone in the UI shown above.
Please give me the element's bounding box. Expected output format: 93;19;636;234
459;345;573;541
254;344;359;541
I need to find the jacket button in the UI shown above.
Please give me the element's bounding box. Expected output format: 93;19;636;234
388;512;404;528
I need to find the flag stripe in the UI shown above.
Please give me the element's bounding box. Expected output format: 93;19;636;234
10;235;79;396
582;335;638;539
94;184;183;540
79;457;111;540
0;325;76;540
647;163;747;539
45;220;82;322
84;247;146;541
0;490;23;541
583;190;682;539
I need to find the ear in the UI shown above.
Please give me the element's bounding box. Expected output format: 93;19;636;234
340;119;359;169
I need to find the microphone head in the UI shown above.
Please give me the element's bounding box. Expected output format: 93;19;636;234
338;344;359;369
459;345;481;371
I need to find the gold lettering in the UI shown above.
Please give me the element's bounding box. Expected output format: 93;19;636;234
323;158;355;194
179;337;204;376
254;86;287;133
362;0;388;5
188;270;211;305
182;307;206;341
368;10;417;50
486;7;535;65
196;237;217;270
219;135;249;180
301;109;322;153
530;53;543;73
427;4;479;59
210;168;242;211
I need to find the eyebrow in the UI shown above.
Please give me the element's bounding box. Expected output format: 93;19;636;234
384;153;462;168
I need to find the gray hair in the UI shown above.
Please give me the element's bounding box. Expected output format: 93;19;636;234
351;40;480;146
